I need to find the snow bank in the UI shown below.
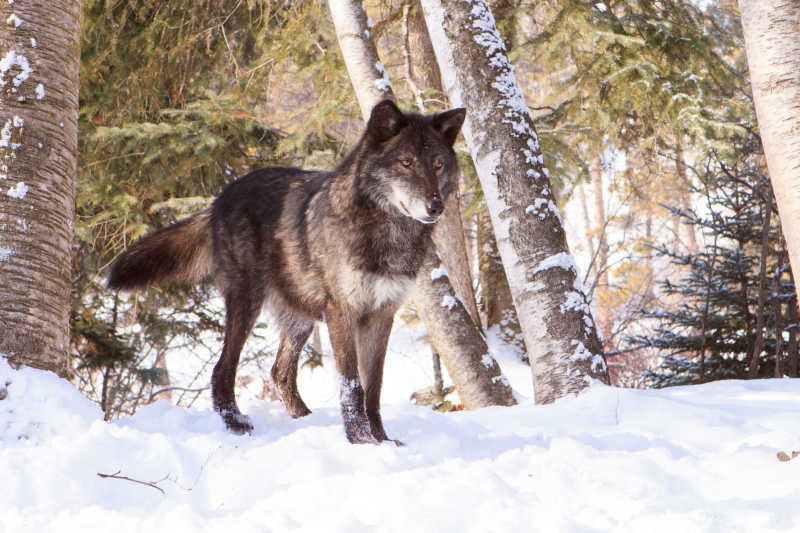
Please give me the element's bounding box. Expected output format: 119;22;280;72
3;351;800;532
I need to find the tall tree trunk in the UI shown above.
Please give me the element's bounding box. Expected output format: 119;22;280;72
326;0;514;407
404;1;481;328
591;157;613;348
0;0;79;377
738;1;800;300
675;139;699;254
422;0;609;402
748;200;772;378
579;182;596;264
788;290;799;377
773;270;784;378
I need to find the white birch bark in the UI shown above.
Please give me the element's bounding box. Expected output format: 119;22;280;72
738;1;800;300
327;0;393;118
421;0;609;402
0;0;79;377
325;0;515;407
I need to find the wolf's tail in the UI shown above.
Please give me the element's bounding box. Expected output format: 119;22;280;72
107;209;214;291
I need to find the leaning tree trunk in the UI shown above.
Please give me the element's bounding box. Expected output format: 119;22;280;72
422;0;609;402
403;1;481;328
738;1;800;301
0;0;79;377
326;0;515;407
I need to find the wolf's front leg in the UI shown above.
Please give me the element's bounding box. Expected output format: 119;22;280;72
326;302;377;444
356;306;402;445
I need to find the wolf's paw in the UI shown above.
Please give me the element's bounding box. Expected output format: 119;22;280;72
221;409;254;435
283;396;312;419
344;420;379;445
346;432;381;445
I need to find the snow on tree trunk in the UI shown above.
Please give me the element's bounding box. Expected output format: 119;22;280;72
416;248;516;408
738;1;800;303
326;0;515;407
421;0;609;402
0;0;79;377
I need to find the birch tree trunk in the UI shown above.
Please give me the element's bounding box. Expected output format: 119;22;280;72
326;0;514;407
0;0;79;377
738;1;800;300
422;0;609;402
327;0;393;119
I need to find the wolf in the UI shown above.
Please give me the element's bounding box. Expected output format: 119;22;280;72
107;100;466;444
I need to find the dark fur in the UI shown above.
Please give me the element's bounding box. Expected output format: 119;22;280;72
108;100;465;443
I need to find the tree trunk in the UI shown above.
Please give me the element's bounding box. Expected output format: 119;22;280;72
422;0;609;402
748;200;772;378
738;1;800;300
789;291;799;377
675;140;699;254
773;271;784;378
477;204;522;347
416;248;515;408
327;0;393;120
0;0;79;377
404;1;481;328
591;157;613;348
326;0;515;407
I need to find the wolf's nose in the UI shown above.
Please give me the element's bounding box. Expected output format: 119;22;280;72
427;198;444;218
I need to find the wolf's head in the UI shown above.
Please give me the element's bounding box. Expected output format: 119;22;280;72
357;100;466;224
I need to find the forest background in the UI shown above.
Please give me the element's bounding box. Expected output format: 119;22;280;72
70;0;791;418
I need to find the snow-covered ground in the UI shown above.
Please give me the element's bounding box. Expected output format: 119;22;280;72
3;322;800;532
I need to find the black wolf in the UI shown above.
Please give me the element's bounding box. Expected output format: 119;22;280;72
108;100;465;443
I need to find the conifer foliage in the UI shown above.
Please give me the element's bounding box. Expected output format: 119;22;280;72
630;133;798;386
74;0;353;416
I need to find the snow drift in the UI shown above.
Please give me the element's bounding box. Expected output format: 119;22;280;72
2;350;800;532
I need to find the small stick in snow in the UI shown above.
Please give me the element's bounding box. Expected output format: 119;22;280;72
96;470;167;495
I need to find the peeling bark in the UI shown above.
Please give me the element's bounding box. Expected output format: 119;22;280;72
0;0;79;377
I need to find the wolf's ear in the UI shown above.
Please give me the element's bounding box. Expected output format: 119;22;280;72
367;100;409;142
432;108;466;146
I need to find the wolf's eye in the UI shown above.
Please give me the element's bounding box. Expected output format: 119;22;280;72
400;158;413;167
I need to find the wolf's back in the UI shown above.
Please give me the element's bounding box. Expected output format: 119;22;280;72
107;210;214;291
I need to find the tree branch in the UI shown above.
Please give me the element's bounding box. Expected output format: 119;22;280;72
96;470;167;495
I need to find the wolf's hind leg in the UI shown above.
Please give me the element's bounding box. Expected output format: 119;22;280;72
271;320;313;418
212;288;262;434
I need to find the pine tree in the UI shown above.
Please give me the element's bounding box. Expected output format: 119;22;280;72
630;133;796;386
